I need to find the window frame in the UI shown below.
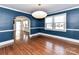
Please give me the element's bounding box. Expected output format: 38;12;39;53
45;16;53;30
45;13;67;32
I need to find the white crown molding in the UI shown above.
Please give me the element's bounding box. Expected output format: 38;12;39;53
0;5;31;15
0;5;79;16
48;5;79;15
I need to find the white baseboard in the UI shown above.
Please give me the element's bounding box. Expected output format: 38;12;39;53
0;32;79;48
30;33;79;45
30;33;40;37
0;39;14;48
39;33;79;45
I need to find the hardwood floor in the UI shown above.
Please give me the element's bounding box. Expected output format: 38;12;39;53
0;35;79;55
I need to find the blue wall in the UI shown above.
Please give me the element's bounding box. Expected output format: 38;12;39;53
1;6;79;42
0;7;39;42
31;18;45;34
41;8;79;40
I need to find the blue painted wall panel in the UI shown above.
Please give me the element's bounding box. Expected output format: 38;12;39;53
31;19;45;34
67;9;79;29
31;29;39;34
0;7;31;30
0;31;13;42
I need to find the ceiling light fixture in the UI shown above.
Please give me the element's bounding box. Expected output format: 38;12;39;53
32;4;47;19
38;4;41;6
32;11;47;19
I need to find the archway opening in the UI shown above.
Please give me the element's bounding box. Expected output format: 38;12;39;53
14;16;30;43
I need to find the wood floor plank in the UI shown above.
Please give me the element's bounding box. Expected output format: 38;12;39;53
0;35;79;55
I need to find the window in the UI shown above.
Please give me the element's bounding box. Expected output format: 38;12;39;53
53;13;66;31
45;16;53;30
45;13;66;32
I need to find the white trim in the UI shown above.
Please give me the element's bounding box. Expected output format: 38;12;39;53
0;39;14;48
49;6;79;15
14;16;31;38
30;33;40;37
67;29;79;31
0;5;79;15
39;33;79;45
0;32;79;48
0;30;14;32
31;27;79;32
31;27;44;29
44;27;79;32
0;5;31;15
30;33;79;45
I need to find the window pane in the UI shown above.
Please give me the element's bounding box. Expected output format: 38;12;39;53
45;13;66;32
54;13;66;22
54;13;66;31
45;16;53;23
54;23;65;30
45;23;52;30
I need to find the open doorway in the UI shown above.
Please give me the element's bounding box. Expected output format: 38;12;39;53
14;16;30;43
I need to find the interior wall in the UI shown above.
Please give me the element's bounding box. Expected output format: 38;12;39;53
41;8;79;40
0;6;79;42
31;18;45;34
0;7;39;42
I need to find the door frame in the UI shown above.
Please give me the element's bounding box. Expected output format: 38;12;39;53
13;16;31;43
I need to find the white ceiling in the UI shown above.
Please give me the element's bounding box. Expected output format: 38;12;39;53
1;4;79;15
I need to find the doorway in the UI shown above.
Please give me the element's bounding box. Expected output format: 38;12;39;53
14;16;30;43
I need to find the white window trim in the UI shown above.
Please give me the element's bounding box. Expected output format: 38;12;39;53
45;13;67;32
